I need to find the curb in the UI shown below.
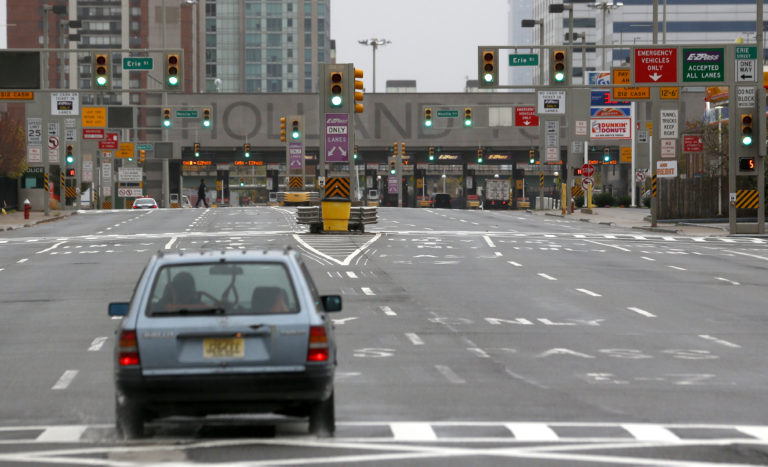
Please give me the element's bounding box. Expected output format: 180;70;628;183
0;212;74;231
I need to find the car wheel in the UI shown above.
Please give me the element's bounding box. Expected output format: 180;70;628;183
308;391;335;437
115;396;145;440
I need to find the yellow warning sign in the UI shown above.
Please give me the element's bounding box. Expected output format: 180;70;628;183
115;142;135;158
82;107;107;128
324;177;350;199
0;91;33;100
660;87;679;99
613;86;650;100
612;68;630;85
620;147;632;163
735;190;759;209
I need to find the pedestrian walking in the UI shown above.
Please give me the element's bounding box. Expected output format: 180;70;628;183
195;179;209;208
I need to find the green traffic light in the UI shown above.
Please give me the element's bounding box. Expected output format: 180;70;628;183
66;155;74;164
554;72;565;82
203;120;211;128
168;76;179;86
742;135;753;146
163;120;171;128
96;76;107;86
483;72;494;83
464;119;472;127
424;120;432;127
330;95;342;107
477;157;483;164
291;130;300;139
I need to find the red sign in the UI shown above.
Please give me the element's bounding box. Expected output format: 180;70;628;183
98;132;119;150
83;128;105;140
581;164;595;177
634;48;677;83
515;106;539;127
683;135;704;153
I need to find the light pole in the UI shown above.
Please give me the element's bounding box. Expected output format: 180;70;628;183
183;0;198;93
588;1;623;70
358;38;390;93
521;19;544;85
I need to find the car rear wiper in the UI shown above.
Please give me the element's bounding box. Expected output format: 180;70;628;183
150;307;227;316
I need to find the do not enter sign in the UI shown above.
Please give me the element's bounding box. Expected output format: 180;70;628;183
581;164;595;177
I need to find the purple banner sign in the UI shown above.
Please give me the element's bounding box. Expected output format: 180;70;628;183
325;113;349;162
388;175;398;194
289;142;303;169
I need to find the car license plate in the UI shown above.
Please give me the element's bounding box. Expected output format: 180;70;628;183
203;338;244;358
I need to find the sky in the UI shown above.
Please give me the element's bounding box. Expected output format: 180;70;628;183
330;0;510;93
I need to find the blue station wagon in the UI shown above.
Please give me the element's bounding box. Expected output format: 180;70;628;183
109;247;341;439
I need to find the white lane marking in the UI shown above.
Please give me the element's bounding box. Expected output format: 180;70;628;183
346;271;358;279
699;334;741;348
51;370;78;390
35;425;87;443
361;287;375;296
538;273;557;281
716;277;740;286
483;235;496;248
641;256;655;262
576;288;602;297
435;365;466;384
627;307;656;318
164;236;177;250
380;306;397;316
723;249;768;261
0;268;4;272
16;258;28;263
507;261;522;267
584;239;631;252
88;337;108;352
737;426;768;441
36;241;65;254
505;423;559;441
405;333;424;346
494;252;503;257
332;317;358;325
467;347;490;358
668;265;687;271
292;233;381;266
621;424;679;442
390;422;438;441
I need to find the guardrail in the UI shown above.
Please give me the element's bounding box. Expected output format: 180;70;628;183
296;205;377;233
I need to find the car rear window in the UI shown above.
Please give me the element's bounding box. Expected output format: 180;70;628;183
146;262;299;316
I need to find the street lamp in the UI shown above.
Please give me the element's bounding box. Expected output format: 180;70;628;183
521;19;544;85
588;1;624;70
358;38;390;93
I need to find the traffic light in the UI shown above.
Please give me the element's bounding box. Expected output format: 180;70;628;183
389;157;396;174
529;149;536;164
66;168;75;177
551;49;567;84
194;143;200;158
400;142;406;156
354;145;359;159
739;157;756;171
244;143;251;158
291;119;300;140
480;49;497;86
574;167;582;176
424;107;433;127
464;107;472;127
477;148;483;164
165;54;181;89
741;114;753;146
65;145;74;165
603;147;610;162
329;71;343;107
280;117;286;142
162;107;172;128
139;150;146;165
92;53;109;88
202;107;211;128
354;68;364;113
240;177;245;187
428;146;435;161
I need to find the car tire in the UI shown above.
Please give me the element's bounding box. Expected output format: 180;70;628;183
115;396;145;440
308;391;335;437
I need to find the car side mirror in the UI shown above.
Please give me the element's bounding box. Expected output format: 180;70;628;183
109;302;129;317
320;295;342;312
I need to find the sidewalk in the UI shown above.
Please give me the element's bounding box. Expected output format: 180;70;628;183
534;207;731;237
0;210;75;231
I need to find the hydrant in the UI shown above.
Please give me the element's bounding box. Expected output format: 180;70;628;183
23;199;30;220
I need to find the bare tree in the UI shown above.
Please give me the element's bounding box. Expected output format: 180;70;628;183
0;114;26;179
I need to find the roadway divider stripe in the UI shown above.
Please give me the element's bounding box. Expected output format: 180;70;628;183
622;424;679;442
737;426;768;441
390;422;438;441
505;423;559;441
324;177;350;198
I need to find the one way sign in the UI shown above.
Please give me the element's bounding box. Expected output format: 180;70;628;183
736;59;756;82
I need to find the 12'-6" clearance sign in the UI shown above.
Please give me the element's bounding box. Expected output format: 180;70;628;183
590;118;631;140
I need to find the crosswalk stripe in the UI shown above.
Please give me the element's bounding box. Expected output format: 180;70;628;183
505;423;559;441
390;423;437;441
736;426;768;441
622;424;679;442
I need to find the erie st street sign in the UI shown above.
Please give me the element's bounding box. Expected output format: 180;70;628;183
123;57;153;70
509;54;539;66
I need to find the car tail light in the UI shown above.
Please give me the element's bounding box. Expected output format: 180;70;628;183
118;330;140;366
491;201;495;205
132;206;138;209
152;205;157;208
307;326;329;362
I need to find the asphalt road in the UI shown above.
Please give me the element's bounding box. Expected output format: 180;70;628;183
1;206;768;466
